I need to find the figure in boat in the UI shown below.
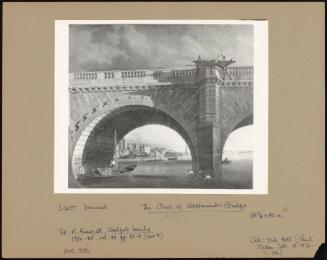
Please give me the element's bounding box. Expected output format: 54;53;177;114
110;160;116;168
222;157;231;164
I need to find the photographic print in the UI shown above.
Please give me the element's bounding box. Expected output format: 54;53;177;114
4;3;325;258
55;21;268;193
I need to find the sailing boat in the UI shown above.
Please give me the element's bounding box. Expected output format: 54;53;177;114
77;130;137;181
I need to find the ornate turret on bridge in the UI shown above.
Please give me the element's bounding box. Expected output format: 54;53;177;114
193;54;236;81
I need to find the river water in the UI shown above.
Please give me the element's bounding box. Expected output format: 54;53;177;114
77;153;253;189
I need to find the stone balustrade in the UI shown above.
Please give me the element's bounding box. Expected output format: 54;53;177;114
74;72;98;80
225;66;253;75
69;66;253;90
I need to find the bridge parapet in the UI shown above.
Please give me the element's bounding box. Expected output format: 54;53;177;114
223;66;253;80
69;66;253;89
70;68;195;88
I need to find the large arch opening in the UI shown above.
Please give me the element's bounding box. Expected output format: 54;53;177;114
122;124;192;157
117;124;193;178
221;115;253;188
71;105;197;179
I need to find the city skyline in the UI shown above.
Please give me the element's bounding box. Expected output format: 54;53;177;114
119;140;190;154
122;124;252;152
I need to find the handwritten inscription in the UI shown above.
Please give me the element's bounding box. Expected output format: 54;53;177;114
59;225;164;248
250;234;317;256
63;247;90;255
139;201;247;213
58;205;77;212
250;211;283;220
58;202;287;221
58;203;109;212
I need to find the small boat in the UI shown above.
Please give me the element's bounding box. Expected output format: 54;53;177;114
222;157;231;164
77;164;137;181
145;158;164;162
184;169;194;175
167;157;178;160
76;130;137;181
123;164;137;172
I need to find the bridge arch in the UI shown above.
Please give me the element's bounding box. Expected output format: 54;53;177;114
232;114;253;132
70;104;198;180
221;114;253;156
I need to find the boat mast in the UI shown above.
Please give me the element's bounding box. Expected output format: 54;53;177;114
114;130;118;168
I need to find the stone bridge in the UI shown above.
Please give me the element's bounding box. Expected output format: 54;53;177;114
69;58;253;187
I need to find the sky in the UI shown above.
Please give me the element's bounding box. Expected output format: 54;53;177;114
69;24;253;72
124;125;253;152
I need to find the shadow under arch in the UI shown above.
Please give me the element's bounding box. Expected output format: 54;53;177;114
232;115;253;132
220;115;254;189
70;105;197;181
222;114;253;155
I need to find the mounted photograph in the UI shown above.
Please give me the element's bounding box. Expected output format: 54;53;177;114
55;21;268;194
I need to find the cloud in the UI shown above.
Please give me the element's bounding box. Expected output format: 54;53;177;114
69;24;253;72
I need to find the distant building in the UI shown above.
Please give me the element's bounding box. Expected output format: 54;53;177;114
117;139;129;156
150;147;157;153
144;146;151;155
127;143;137;155
152;147;166;158
155;150;165;158
158;148;167;154
150;147;158;157
118;139;126;152
137;144;145;155
137;144;151;156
